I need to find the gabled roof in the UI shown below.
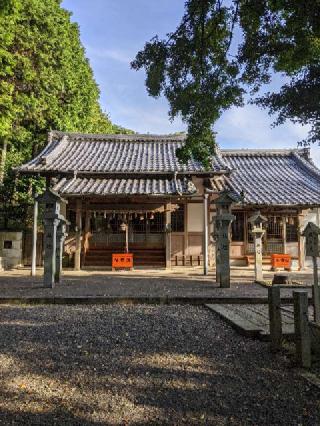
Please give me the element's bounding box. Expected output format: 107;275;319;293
17;131;228;175
216;149;320;206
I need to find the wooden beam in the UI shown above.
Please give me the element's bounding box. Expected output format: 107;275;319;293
165;201;172;269
184;201;188;256
203;194;209;275
75;199;82;271
282;216;287;254
31;198;38;277
298;211;305;270
83;206;91;262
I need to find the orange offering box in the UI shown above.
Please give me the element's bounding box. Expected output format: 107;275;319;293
271;254;291;269
112;253;133;270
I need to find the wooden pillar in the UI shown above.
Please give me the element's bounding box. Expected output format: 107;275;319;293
31;197;38;276
165;202;172;269
282;216;287;254
83;207;91;261
298;212;305;270
203;194;209;275
244;211;248;256
184;201;188;256
75;199;82;271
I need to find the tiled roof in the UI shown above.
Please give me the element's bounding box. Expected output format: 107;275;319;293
53;177;197;196
17;131;320;205
217;149;320;206
17;131;228;174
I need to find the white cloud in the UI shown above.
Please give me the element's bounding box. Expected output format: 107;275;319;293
86;46;134;64
216;104;309;148
216;104;320;166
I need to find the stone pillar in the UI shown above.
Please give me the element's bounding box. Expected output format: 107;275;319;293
31;196;38;277
253;229;264;282
213;213;220;283
55;218;68;283
215;213;235;288
268;286;282;352
75;199;82;271
203;194;209;275
165;202;172;269
293;291;311;368
302;222;320;324
248;211;267;282
43;217;59;288
38;188;66;288
213;191;239;288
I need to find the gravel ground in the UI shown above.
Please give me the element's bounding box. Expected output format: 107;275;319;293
0;305;319;425
0;269;313;299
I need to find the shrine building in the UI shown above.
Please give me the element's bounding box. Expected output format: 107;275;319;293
17;131;320;270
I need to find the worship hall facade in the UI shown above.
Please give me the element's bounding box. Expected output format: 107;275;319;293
17;131;320;270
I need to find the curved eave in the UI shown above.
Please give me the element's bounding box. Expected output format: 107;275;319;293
15;169;230;177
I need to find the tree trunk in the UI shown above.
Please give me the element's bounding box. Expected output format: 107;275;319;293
0;140;7;185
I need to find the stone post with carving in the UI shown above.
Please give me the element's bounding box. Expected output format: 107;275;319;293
55;216;68;284
302;222;320;324
213;191;239;288
248;211;267;282
38;188;67;288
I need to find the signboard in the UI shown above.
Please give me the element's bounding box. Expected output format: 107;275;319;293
112;253;133;270
271;254;291;270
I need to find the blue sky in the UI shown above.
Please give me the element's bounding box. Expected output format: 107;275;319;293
62;0;319;166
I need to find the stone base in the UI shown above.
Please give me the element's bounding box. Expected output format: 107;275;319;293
272;273;292;285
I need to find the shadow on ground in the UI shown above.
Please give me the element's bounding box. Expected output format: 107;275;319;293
0;305;319;425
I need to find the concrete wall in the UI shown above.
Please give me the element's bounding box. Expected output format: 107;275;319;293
0;231;23;269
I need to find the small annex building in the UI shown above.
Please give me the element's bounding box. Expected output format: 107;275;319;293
17;131;320;270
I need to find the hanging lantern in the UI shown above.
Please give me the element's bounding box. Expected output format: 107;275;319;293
120;222;127;231
140;214;144;221
150;213;154;220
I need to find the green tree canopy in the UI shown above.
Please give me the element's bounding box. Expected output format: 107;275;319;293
0;0;126;225
132;0;320;166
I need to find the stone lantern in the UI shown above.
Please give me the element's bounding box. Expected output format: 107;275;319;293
213;190;239;288
37;188;67;288
248;211;267;282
